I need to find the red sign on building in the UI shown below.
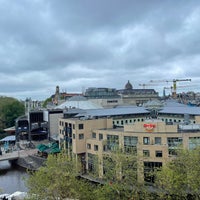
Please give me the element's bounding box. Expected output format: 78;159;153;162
143;123;156;132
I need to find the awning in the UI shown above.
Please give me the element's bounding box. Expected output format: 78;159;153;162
37;142;60;154
0;135;16;142
36;144;49;152
4;126;15;132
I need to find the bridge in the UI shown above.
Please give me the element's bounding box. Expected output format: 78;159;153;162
0;149;37;162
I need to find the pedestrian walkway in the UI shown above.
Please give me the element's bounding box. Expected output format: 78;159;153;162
0;149;37;162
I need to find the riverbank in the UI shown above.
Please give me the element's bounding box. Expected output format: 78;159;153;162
15;153;46;171
0;160;28;198
0;191;27;200
0;141;47;198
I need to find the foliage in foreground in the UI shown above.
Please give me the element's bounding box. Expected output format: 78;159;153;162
25;153;96;200
155;147;200;200
26;147;200;200
26;149;150;200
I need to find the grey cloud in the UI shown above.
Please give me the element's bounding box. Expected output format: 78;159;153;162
0;0;200;99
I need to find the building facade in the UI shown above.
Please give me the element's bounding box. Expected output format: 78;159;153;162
58;101;200;183
87;117;200;182
117;80;159;106
84;87;123;108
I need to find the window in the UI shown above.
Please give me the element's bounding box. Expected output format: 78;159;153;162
143;137;150;145
107;135;119;151
167;137;182;147
188;137;200;150
92;132;96;139
73;134;75;139
99;133;103;140
155;151;162;157
78;124;84;130
124;136;138;153
87;143;91;149
143;150;150;157
73;124;75;129
79;134;84;140
144;162;162;183
103;145;107;151
88;153;98;174
94;145;98;151
168;149;177;156
155;137;161;145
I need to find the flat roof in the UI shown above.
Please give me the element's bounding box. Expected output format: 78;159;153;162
72;100;200;118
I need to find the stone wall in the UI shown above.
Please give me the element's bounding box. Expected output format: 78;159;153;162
16;155;46;170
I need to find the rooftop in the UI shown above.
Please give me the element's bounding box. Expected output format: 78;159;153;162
64;99;200;119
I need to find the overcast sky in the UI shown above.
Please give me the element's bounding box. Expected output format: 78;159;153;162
1;0;200;100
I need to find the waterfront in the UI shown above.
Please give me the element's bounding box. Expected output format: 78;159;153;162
0;160;28;194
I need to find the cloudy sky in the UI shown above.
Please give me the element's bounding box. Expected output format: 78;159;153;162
1;0;200;100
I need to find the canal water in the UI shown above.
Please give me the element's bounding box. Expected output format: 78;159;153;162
0;160;28;194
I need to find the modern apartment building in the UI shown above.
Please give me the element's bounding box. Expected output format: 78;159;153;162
58;100;200;183
86;117;200;183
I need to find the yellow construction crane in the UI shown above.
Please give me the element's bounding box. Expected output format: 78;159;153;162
150;79;191;98
163;84;198;98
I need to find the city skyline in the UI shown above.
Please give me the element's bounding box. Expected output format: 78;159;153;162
1;0;200;100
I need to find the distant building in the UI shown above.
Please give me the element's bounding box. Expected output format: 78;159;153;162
51;86;82;106
117;80;159;106
24;98;43;115
56;96;103;110
84;87;123;108
16;111;48;141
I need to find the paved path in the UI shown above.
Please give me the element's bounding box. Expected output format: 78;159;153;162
0;149;37;162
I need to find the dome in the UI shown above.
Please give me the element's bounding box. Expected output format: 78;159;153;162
125;80;133;90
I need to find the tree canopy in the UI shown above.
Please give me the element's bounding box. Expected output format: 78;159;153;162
26;153;97;200
26;146;200;200
0;96;24;132
26;148;150;200
155;147;200;199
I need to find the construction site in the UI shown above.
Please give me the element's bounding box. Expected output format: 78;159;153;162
139;78;200;106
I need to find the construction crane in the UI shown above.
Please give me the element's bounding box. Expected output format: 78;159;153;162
150;79;191;98
163;84;198;99
138;83;159;89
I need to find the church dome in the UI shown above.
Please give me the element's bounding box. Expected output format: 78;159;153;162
125;80;133;90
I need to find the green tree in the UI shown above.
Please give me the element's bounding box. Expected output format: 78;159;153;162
94;148;148;200
42;97;52;108
0;97;24;132
25;153;97;200
2;100;24;127
155;147;200;200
